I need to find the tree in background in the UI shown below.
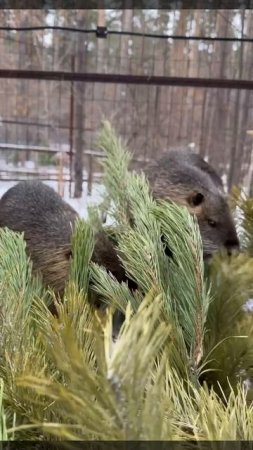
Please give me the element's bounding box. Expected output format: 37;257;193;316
0;10;252;191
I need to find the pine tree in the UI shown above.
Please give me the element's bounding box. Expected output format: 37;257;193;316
0;121;253;441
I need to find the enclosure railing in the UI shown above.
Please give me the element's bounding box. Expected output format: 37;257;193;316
0;144;150;196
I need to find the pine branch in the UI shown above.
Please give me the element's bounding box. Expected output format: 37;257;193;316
18;292;176;440
201;252;253;394
17;293;253;441
96;121;253;394
1;122;253;440
0;379;12;441
113;172;210;377
90;263;141;314
97;120;132;225
0;229;50;423
230;187;253;255
69;219;94;295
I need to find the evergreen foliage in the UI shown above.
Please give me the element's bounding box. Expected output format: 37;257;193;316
0;121;253;440
230;187;253;256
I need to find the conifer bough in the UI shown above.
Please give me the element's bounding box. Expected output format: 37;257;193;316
0;121;252;440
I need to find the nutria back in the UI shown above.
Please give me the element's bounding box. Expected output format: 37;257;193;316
0;180;127;297
0;181;78;295
143;149;239;258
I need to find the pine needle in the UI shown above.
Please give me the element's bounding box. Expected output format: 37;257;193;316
0;122;253;440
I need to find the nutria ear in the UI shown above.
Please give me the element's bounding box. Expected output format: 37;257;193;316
187;192;205;207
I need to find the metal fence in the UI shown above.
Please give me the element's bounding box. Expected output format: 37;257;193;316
0;9;252;195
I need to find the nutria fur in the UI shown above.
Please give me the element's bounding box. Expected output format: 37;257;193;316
0;150;239;302
142;150;239;258
0;180;128;299
0;181;78;296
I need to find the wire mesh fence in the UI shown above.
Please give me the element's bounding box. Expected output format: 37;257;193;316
0;9;252;195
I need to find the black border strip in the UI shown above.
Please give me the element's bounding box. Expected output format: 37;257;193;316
0;1;253;9
0;441;252;449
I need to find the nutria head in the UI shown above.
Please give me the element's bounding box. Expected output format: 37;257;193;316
144;150;239;259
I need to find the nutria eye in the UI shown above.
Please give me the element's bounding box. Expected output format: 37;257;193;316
188;192;204;207
194;193;204;206
208;219;217;227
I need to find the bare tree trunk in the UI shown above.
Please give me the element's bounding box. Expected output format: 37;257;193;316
244;142;253;195
199;89;207;157
186;11;202;148
173;11;188;143
74;11;87;198
17;12;30;163
227;9;246;190
208;11;231;169
97;8;106;72
120;5;133;74
237;13;253;184
117;5;133;150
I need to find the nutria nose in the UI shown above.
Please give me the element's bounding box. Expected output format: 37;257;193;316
225;237;240;255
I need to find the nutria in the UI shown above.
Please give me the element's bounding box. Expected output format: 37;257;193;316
0;180;78;297
0;180;128;300
0;150;239;309
142;150;239;258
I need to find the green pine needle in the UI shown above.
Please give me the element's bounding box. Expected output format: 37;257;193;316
0;122;253;440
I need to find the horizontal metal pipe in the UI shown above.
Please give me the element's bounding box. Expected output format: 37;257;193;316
0;69;252;90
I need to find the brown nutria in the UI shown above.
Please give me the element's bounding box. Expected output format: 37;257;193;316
142;149;239;258
0;180;128;300
0;180;78;297
0;149;239;288
0;150;239;312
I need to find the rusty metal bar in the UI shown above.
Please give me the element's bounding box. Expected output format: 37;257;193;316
0;69;252;90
